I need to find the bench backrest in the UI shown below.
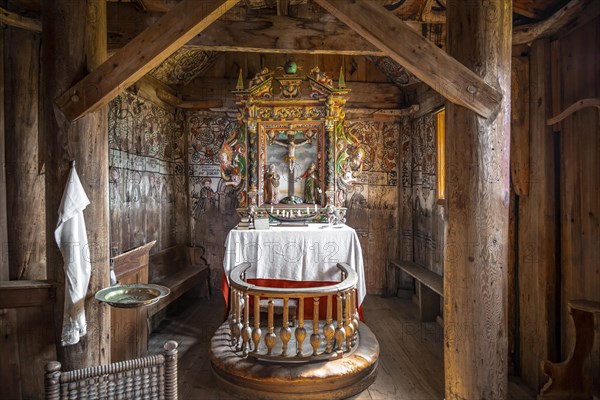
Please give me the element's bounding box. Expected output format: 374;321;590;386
149;245;208;283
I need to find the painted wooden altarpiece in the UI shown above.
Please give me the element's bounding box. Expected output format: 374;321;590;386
218;64;365;209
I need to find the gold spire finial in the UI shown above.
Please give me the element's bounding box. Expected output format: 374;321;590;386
338;66;346;88
236;68;244;90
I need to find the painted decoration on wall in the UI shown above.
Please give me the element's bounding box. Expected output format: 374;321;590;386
149;49;218;86
367;56;420;86
108;90;186;256
404;113;443;275
187;111;246;219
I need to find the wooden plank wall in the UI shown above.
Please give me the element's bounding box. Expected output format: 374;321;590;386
516;39;558;389
558;14;600;383
0;283;57;398
514;15;600;392
3;25;46;280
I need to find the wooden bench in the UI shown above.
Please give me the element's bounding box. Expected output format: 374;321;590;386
389;260;443;322
147;244;211;318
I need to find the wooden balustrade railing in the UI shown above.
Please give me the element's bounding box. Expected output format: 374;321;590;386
228;262;360;363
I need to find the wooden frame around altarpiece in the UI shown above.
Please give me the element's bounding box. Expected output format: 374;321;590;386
232;70;352;208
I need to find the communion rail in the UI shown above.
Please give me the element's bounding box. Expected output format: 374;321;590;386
228;262;360;363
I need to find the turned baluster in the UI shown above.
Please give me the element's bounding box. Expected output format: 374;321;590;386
351;289;359;347
335;293;346;351
280;297;292;356
310;297;321;355
241;292;252;356
323;295;335;353
264;298;276;355
251;294;262;353
235;291;244;350
295;297;306;356
231;290;242;347
228;288;237;344
344;290;355;351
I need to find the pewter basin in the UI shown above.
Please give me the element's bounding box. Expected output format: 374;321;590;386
95;284;170;308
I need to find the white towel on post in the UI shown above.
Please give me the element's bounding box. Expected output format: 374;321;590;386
54;163;91;346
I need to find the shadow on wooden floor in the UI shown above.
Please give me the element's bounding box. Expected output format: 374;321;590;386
148;295;535;400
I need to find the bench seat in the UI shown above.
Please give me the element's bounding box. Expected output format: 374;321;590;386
389;260;443;322
148;245;210;319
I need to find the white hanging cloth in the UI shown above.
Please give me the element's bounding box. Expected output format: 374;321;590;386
54;163;91;346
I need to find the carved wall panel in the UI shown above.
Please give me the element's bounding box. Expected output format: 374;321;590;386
108;91;187;256
408;113;444;275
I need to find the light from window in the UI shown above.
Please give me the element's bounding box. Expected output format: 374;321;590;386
435;109;445;200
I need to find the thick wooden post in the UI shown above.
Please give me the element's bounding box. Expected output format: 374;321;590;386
444;1;511;399
4;26;46;280
41;0;110;369
0;26;8;280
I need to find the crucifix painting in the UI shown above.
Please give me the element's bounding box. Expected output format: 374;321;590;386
261;126;323;204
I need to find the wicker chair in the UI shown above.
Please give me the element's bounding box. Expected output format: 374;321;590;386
44;340;178;400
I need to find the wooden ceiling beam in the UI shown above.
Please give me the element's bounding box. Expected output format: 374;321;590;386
130;76;176;113
513;0;599;45
314;0;502;119
346;104;420;120
181;78;405;109
156;88;223;110
513;5;548;19
56;0;241;122
107;5;386;55
185;16;385;55
0;6;41;32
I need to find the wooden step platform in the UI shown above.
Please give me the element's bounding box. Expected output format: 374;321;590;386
209;321;379;400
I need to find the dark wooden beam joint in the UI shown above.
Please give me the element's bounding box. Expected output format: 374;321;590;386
314;0;502;119
513;0;599;45
0;6;42;32
56;0;241;122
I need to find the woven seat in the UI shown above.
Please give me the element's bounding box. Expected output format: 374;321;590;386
44;341;178;400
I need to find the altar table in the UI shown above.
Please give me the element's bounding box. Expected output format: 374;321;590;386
222;223;366;309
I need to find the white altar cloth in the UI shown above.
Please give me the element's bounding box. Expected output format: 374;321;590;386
223;223;366;305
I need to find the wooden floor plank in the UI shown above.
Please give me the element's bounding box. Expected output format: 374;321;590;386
148;295;535;399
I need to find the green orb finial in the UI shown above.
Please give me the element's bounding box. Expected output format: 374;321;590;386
284;60;298;74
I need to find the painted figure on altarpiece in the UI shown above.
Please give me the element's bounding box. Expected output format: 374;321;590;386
297;162;321;204
264;164;281;204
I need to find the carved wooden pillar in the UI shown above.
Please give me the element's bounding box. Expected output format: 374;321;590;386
444;1;511;399
247;120;259;205
324;97;336;205
324;124;335;205
41;0;110;369
4;26;46;280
